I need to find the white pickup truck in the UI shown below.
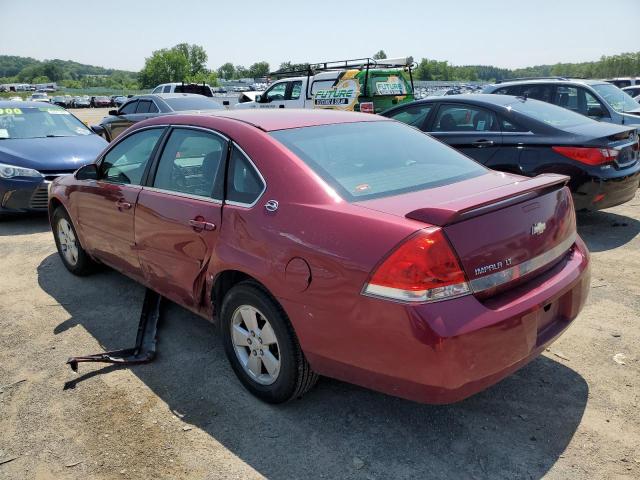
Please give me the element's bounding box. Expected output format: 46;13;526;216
234;58;416;114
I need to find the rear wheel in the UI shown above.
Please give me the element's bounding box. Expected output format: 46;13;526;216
52;207;96;276
220;281;318;403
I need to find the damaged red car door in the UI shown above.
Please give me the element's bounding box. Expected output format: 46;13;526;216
134;127;226;312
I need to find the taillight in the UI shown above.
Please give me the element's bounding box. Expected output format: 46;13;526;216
552;146;619;166
363;228;470;303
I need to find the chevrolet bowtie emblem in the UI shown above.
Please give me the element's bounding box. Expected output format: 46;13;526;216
531;222;546;236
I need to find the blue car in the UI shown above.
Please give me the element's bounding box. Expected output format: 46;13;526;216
0;101;107;215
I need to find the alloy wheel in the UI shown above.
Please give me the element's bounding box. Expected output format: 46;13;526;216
57;218;79;266
230;305;281;385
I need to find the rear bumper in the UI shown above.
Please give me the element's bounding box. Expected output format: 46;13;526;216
287;237;590;404
0;177;49;214
573;169;640;211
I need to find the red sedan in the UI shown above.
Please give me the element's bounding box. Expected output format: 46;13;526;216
49;109;591;404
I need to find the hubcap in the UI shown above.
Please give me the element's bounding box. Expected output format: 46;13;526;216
57;218;79;266
230;305;280;385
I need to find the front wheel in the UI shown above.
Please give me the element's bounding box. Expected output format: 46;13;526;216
52;207;96;276
220;281;318;403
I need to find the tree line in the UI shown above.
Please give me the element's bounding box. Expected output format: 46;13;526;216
412;52;640;82
2;48;639;91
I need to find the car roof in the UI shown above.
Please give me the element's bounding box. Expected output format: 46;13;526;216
180;109;388;132
142;93;207;99
490;78;608;88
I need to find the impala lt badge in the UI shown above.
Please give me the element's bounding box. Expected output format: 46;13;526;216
531;222;546;236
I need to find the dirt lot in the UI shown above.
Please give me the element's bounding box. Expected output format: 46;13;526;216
1;183;639;479
68;107;112;126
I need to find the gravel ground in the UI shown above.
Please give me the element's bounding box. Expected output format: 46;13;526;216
0;188;639;479
68;108;112;126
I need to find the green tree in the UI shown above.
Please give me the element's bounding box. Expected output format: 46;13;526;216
174;43;208;77
373;50;387;60
217;62;235;80
248;61;270;78
234;65;249;79
32;75;50;84
42;62;63;82
138;43;208;88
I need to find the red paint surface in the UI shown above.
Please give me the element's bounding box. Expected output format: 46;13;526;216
50;110;590;403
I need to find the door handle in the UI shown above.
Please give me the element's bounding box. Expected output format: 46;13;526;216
472;139;495;147
116;199;132;210
279;105;285;108
188;219;216;232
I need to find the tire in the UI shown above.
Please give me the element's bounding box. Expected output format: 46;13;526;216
220;281;318;403
52;207;96;276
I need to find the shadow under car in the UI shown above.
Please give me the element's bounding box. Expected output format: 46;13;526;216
38;253;588;480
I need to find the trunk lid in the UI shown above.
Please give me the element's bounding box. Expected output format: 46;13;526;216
357;171;577;295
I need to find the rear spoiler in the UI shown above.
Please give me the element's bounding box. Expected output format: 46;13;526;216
406;174;570;226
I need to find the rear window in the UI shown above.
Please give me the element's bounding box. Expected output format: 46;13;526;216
504;97;591;128
270;121;485;202
164;97;223;111
368;73;410;96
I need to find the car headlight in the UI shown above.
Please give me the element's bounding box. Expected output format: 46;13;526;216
0;162;43;179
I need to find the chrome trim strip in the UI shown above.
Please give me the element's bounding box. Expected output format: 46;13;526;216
223;142;267;209
142;186;222;204
469;233;576;293
168;125;231;143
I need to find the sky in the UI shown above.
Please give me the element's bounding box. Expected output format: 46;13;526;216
1;0;638;72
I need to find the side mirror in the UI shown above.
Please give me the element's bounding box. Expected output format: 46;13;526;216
255;94;262;103
108;109;119;116
75;163;98;181
90;124;106;136
588;105;605;118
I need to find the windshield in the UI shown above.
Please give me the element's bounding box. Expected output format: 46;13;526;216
164;97;223;111
593;83;640;113
0;106;92;139
505;97;591;128
270;121;485;201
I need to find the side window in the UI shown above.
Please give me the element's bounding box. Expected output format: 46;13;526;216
99;128;163;185
583;89;609;118
120;100;138;114
388;104;433;129
265;82;287;101
521;84;553;103
495;86;521;96
499;116;527;132
136;100;152;113
163;85;172;93
433;104;498;132
554;86;580;113
289;81;302;100
148;101;159;113
226;146;265;206
153;128;226;199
